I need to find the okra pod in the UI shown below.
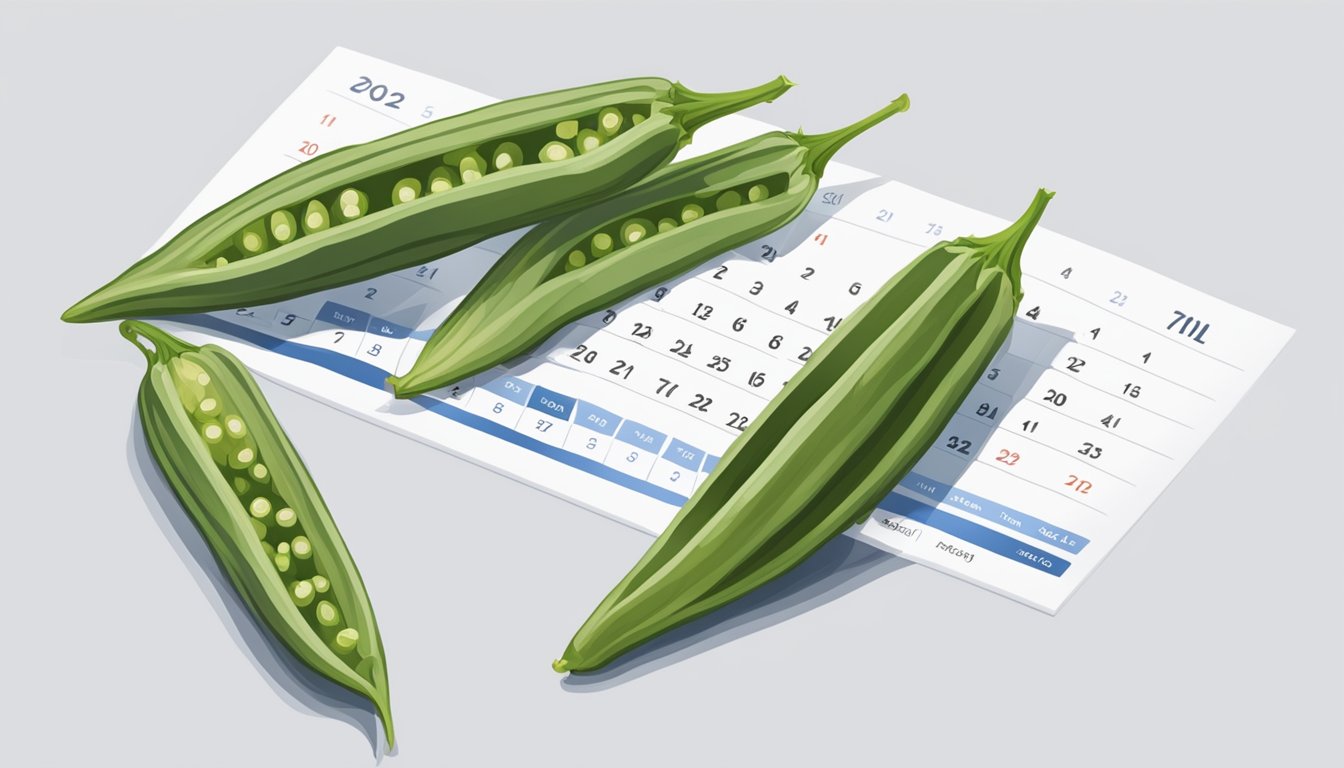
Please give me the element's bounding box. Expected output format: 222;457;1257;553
121;321;395;744
62;76;794;323
553;190;1054;673
388;97;910;398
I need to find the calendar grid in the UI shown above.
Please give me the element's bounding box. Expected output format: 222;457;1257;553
150;48;1292;614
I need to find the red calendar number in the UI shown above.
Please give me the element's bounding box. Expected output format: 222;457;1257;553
1065;474;1094;494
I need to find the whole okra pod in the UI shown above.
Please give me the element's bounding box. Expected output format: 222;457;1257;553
122;320;395;745
62;76;793;323
388;96;910;398
554;190;1055;673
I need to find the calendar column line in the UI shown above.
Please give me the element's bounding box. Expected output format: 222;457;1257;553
595;324;774;407
1014;298;1220;402
544;353;746;439
689;274;838;349
1007;352;1197;430
958;423;1137;487
1014;396;1177;461
1019;275;1246;372
973;453;1110;515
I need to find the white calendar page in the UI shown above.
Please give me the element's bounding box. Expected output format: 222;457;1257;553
148;48;1292;614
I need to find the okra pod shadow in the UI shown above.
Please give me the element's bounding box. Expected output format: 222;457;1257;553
560;319;1071;687
125;413;390;759
560;535;912;691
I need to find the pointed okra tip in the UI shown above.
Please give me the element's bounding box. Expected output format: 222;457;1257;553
791;94;911;178
552;658;571;674
670;74;795;136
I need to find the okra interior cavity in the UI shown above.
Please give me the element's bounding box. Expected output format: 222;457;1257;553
202;102;655;269
555;174;788;275
124;323;369;665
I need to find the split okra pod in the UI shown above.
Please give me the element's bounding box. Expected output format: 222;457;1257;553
63;76;793;323
121;320;395;745
554;190;1055;674
388;96;911;398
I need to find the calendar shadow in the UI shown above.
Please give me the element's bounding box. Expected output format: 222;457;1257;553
559;536;912;691
125;413;392;760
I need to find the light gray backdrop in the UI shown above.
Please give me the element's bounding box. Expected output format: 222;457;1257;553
4;1;1340;766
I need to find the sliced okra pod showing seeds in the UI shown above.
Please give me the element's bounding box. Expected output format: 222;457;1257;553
389;96;910;398
63;75;794;323
120;320;395;745
554;190;1056;673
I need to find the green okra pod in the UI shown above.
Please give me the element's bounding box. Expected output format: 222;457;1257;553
553;190;1055;673
388;96;910;398
63;76;794;323
121;320;395;744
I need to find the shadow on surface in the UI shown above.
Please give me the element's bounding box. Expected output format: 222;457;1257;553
560;535;912;691
125;411;392;759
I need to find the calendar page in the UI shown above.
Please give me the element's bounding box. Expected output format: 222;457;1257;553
147;48;1292;614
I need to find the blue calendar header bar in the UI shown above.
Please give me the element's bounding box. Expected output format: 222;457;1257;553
702;455;720;474
899;471;1090;554
575;401;620;436
878;493;1072;577
616;420;667;454
367;317;413;339
480;374;533;406
315;302;370;331
527;386;576;421
663;439;705;472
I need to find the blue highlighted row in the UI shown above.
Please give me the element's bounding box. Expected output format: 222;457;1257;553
315;301;411;340
877;493;1072;577
899;471;1090;554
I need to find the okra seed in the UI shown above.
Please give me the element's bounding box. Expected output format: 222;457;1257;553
620;219;653;246
249;497;272;519
681;204;704;223
458;153;487;183
224;416;246;438
315;600;340;627
202;423;223;443
716;190;742;210
236;447;255;465
261;542;276;559
250;518;267;540
274;552;292;573
214;257;229;268
657;218;678;233
291;536;312;559
275;507;297;528
539;141;573;163
747;184;769;202
233;477;250;495
428;165;456;193
333;628;360;653
303;200;329;233
567;251;587;268
250;463;269;482
555;120;579;140
632;113;645;125
576;129;603;154
198;398;220;416
594;232;615;256
336;188;368;221
270;210;296;242
392;178;422;205
598;107;623;136
291;580;315;607
312;575;330;593
196;373;211;386
242;232;263;252
493;142;523;171
276;541;291;555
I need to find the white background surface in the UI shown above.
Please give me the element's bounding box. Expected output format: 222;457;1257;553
4;2;1340;766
